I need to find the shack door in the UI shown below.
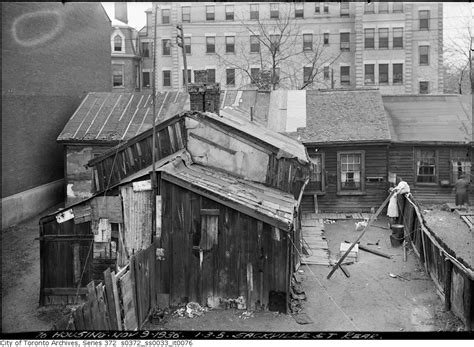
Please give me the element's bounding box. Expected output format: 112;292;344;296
39;216;93;305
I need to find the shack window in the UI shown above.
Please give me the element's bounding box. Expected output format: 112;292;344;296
416;149;437;183
309;153;324;192
337;151;365;193
451;149;471;183
199;209;219;251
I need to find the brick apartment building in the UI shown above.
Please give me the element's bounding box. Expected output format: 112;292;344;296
139;2;443;94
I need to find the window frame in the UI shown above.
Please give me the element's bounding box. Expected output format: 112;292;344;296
364;2;374;14
419;45;429;65
393;28;403;49
315;3;320;14
364;28;374;49
206;36;216;54
112;63;124;88
415;148;437;184
226;68;236;86
378;2;388;13
225;36;235;54
142;71;150;88
323;3;329;14
162;39;171;56
378;28;389;49
295;3;304;18
163;70;171;87
184;37;191;55
450;148;471;184
340;2;349;17
340;66;350;86
303;66;313;84
113;34;124;53
225;5;234;21
337;151;366;195
419;81;430;94
182;6;191;23
393;2;403;13
419;10;430;30
250;4;259;20
270;3;279;19
182;68;192;86
378;64;389;84
393;63;403;84
308;152;326;193
340;32;350;51
303;33;313;51
162;9;170;24
141;42;150;57
206;5;215;21
323;32;329;45
250;35;260;53
364;64;375;85
323;66;330;80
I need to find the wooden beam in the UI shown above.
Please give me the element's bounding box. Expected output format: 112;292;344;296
43;288;88;295
444;258;453;311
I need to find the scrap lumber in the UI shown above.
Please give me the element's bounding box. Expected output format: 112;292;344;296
327;189;396;279
357;244;391;259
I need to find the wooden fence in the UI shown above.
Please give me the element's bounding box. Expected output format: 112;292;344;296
53;241;159;330
399;194;474;331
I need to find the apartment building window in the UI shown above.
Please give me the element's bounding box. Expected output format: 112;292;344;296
364;64;374;84
206;5;215;21
226;5;234;21
206;37;215;53
141;42;150;57
270;3;279;19
323;33;329;45
393;28;403;48
250;68;260;84
323;66;330;80
340;32;350;51
163;70;171;87
415;149;436;183
250;4;259;20
162;39;171;56
303;66;313;84
184;37;191;54
419;46;429;65
315;3;320;14
309;154;324;192
207;69;216;83
182;69;191;85
393;64;403;84
340;2;349;17
226;68;235;86
451;149;471;183
250;35;260;53
379;64;388;84
419;81;430;94
393;2;403;13
364;29;374;49
419;10;430;30
226;36;235;54
324;3;329;14
303;34;313;51
113;35;123;52
142;71;150;88
340;66;350;85
182;6;191;22
162;9;170;24
378;28;389;49
364;2;374;13
378;2;388;13
112;64;124;87
295;3;304;18
338;151;365;193
270;34;280;52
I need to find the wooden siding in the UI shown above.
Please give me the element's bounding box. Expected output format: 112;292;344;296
266;155;309;198
389;145;473;204
158;180;290;311
303;145;389;213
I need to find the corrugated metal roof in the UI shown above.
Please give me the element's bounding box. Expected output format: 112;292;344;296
295;89;391;143
159;158;297;230
57;91;189;142
383;95;472;143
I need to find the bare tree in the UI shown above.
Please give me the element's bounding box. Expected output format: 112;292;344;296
216;3;339;90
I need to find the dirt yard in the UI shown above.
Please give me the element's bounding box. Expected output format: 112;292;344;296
2;210;464;333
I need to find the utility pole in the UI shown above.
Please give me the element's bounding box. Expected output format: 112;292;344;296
331;68;334;89
176;24;189;91
151;5;159;243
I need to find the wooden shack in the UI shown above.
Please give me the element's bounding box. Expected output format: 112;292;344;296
41;108;310;311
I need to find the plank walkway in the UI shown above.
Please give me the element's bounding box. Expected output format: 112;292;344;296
301;213;330;266
312;213;372;220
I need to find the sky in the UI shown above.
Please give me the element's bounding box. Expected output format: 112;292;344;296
101;2;151;30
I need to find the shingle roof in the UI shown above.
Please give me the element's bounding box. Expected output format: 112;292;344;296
383;95;472;143
294;89;391;144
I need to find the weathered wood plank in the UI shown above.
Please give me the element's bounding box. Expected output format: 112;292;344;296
103;268;119;330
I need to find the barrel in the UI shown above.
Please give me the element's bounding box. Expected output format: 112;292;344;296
391;224;404;237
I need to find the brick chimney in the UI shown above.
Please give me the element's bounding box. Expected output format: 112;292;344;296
189;70;220;115
115;2;128;24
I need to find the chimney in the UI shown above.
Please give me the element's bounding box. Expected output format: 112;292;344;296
189;70;221;115
115;2;128;24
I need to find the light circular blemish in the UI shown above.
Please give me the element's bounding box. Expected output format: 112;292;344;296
12;10;64;47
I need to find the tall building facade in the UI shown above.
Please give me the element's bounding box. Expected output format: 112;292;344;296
142;2;443;94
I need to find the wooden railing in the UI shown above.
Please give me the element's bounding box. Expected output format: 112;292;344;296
399;194;473;331
53;241;159;330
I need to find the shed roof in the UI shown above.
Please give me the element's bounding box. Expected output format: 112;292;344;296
293;89;391;144
158;157;297;230
57;91;189;143
383;95;472;143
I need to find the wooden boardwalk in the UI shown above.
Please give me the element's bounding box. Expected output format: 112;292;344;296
300;213;330;265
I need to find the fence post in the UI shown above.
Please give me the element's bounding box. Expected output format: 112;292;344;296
104;268;119;330
444;258;453;311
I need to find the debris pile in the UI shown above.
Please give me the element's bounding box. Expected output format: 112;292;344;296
289;272;306;314
238;311;254;320
173;302;209;318
221;296;246;310
149;306;171;325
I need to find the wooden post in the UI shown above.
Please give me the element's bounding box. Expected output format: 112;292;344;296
464;277;472;331
444;258;453;311
420;226;429;274
103;268;119;330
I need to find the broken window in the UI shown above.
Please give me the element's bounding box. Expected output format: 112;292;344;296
416;149;436;183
